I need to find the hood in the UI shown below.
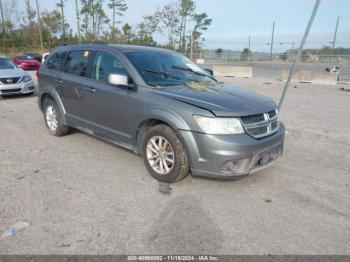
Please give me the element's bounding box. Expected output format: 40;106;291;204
149;83;277;116
0;68;26;78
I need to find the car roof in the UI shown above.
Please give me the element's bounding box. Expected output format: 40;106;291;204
54;43;175;55
109;44;175;54
24;52;40;55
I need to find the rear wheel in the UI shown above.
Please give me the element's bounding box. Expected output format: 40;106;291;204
44;99;69;136
142;124;190;183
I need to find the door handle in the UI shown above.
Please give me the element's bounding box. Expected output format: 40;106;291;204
56;79;63;84
87;87;96;93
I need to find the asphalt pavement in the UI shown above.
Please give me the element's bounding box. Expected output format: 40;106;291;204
0;72;349;254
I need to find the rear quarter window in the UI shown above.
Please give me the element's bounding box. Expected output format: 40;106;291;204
63;50;91;77
45;52;66;71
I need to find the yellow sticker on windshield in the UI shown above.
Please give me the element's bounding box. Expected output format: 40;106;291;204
83;51;89;57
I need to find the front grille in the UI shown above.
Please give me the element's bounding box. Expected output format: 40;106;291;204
0;77;21;85
240;109;279;138
1;88;22;94
240;114;265;124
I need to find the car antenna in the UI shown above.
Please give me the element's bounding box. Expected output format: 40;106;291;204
278;0;321;112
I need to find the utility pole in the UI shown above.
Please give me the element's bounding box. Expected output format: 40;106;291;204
35;0;44;51
190;31;194;61
75;0;80;40
269;22;275;79
248;35;251;62
270;21;275;60
278;0;321;111
332;16;339;49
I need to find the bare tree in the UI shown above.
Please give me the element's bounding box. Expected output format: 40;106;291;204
0;0;5;46
56;0;66;39
178;0;195;50
161;3;180;48
35;0;44;50
108;0;127;37
75;0;80;39
3;0;20;48
190;13;212;54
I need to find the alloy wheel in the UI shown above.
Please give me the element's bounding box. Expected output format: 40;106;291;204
146;136;175;175
45;105;58;131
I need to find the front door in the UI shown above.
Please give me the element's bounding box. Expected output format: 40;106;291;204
82;50;138;145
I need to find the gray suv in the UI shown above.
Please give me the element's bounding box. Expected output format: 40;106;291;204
37;43;284;182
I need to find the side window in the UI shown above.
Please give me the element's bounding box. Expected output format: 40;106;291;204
45;52;66;71
92;51;129;83
63;50;90;77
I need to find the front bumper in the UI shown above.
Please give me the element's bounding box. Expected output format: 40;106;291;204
0;80;35;95
179;123;285;178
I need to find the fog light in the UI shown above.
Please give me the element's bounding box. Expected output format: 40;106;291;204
221;159;245;174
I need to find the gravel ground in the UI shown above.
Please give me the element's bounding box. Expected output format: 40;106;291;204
0;72;349;254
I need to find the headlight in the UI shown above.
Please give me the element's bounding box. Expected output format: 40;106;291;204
193;115;245;135
22;75;32;82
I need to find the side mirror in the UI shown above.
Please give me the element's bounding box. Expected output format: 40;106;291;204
108;73;128;86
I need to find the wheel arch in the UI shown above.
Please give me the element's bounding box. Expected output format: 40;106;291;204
39;86;67;124
131;109;192;157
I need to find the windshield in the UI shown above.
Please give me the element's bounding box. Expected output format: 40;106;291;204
125;51;216;87
0;58;15;69
17;56;31;60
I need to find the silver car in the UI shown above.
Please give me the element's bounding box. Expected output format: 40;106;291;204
0;55;35;97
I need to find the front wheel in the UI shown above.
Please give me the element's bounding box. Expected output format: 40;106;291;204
142;124;190;183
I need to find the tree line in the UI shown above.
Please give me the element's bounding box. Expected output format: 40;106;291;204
0;0;212;56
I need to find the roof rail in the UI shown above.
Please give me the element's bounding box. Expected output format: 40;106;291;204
58;41;108;46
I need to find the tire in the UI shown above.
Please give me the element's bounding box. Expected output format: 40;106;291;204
43;98;69;136
142;124;190;183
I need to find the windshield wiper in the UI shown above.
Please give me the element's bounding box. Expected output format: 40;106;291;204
145;68;181;80
171;65;217;81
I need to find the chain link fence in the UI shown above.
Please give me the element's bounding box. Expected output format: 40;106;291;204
184;51;350;81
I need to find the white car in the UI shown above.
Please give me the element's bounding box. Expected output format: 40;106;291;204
0;55;35;96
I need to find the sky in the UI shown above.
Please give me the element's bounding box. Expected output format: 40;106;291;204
14;0;350;52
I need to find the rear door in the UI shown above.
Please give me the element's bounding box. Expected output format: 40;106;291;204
57;50;96;128
39;50;66;97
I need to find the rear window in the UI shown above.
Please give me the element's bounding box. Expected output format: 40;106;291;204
63;50;90;77
16;56;30;60
45;52;66;71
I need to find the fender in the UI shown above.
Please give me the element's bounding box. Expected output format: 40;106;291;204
130;107;192;148
39;85;67;125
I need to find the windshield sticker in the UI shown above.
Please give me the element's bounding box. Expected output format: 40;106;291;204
83;51;89;57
